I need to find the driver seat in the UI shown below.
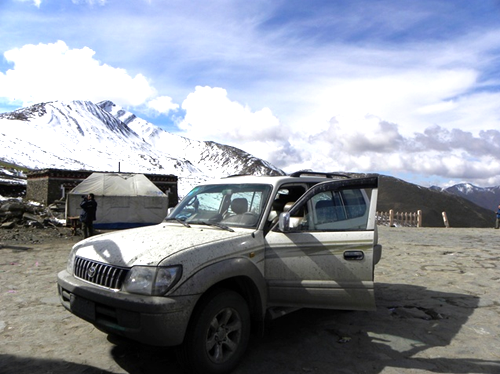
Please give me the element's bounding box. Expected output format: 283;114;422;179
224;198;257;226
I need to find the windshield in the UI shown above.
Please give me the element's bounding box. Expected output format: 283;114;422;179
167;183;273;229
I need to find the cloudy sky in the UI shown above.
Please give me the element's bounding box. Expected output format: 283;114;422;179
1;0;500;187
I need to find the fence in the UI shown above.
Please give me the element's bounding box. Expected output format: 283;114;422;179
377;209;422;227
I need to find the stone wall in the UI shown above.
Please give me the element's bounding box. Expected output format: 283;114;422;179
145;173;178;206
26;169;91;204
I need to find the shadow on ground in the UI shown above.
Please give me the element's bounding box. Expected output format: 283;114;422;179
0;354;115;374
2;282;499;374
110;282;500;374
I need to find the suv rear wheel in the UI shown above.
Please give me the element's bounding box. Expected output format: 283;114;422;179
177;288;251;374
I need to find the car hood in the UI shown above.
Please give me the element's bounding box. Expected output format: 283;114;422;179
72;222;249;267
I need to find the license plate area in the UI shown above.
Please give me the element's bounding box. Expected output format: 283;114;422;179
70;294;96;320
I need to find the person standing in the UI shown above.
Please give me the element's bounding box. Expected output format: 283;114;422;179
496;204;500;229
80;193;98;238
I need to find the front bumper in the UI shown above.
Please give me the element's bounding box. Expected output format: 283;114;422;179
57;270;196;346
374;244;382;265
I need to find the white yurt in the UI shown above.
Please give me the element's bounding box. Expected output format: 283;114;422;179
66;172;169;229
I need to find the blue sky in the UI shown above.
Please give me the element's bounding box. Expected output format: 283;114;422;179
2;0;500;188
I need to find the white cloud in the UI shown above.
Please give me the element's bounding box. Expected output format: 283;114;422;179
3;2;500;188
0;41;156;107
416;100;457;115
171;82;500;187
296;68;479;138
146;96;179;115
71;0;107;5
15;0;41;8
178;86;281;140
177;86;289;162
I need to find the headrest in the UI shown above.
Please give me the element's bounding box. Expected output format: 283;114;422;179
231;198;248;214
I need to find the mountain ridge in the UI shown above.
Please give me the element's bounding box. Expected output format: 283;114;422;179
0;99;498;227
99;100;282;180
432;183;500;211
0;100;284;194
377;175;495;228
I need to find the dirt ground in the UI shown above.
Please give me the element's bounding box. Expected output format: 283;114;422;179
1;225;500;374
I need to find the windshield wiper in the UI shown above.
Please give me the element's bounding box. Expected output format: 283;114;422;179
198;221;234;232
164;217;191;228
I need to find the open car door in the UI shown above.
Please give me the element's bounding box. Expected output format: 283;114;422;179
264;176;379;311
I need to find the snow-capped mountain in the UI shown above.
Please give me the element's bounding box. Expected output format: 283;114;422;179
99;101;281;179
0;100;284;195
438;183;500;211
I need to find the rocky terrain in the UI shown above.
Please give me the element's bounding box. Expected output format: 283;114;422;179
0;197;104;244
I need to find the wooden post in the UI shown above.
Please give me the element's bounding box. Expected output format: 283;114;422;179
442;211;450;228
378;210;423;227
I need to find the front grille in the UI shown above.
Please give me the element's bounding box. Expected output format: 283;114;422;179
74;256;129;289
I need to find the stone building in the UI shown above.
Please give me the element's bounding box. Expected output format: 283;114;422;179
26;168;178;206
0;170;26;197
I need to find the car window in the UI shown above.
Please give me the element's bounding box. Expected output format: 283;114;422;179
267;184;307;221
296;188;369;231
228;191;265;215
169;183;272;228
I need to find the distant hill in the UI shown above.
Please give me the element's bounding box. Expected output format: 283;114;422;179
433;183;500;211
378;175;495;228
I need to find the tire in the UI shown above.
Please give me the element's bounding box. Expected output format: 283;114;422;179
177;289;251;374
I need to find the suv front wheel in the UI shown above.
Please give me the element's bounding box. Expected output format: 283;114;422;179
177;288;251;374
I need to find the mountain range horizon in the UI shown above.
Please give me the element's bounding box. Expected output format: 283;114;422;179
0;99;284;196
1;99;500;221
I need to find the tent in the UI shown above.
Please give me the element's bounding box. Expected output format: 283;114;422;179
66;172;169;229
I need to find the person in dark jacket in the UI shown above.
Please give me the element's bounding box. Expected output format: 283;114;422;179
80;193;97;238
496;204;500;229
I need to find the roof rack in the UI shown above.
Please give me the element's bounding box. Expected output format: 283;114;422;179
223;174;252;178
289;171;351;179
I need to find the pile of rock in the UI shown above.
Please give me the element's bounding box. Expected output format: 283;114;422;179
0;199;66;230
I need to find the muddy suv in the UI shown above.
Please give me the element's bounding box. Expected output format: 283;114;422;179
57;172;381;374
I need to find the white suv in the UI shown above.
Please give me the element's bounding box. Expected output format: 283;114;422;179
57;172;381;374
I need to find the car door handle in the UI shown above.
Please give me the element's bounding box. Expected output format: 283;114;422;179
343;251;365;260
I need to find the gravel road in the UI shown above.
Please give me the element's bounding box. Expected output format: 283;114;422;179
1;226;499;374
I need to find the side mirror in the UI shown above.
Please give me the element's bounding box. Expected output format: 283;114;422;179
278;212;290;232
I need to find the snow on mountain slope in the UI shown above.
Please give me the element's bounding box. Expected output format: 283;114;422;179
0;100;284;196
100;101;281;178
443;183;500;211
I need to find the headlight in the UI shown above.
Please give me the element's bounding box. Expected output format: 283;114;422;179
123;266;182;296
66;246;77;275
